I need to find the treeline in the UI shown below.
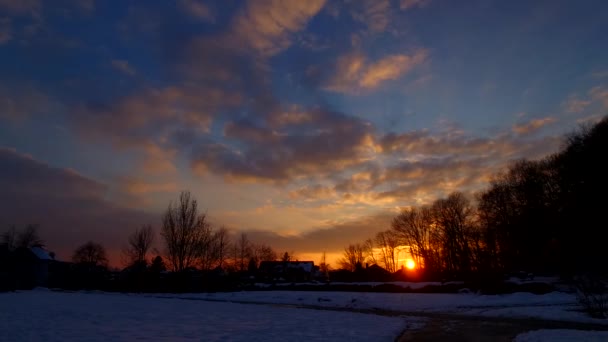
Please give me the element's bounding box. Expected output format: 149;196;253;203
344;116;608;280
0;192;291;291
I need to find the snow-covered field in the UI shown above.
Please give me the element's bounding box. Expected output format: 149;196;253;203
514;329;608;341
152;289;607;324
2;288;608;341
0;290;414;341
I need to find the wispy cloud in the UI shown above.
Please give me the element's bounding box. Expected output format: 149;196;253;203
0;17;11;44
0;0;41;16
178;0;215;23
229;0;326;56
351;0;391;33
325;50;428;94
400;0;431;11
512;117;557;135
111;59;136;76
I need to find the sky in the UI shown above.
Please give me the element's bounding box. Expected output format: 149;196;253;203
1;0;607;267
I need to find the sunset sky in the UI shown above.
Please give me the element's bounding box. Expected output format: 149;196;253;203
1;0;607;266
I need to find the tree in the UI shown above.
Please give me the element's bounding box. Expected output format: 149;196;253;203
251;243;277;267
281;252;291;262
212;227;230;269
392;206;438;273
73;241;108;267
375;230;399;273
431;192;475;275
233;233;252;272
2;224;43;251
338;243;366;271
319;252;330;277
125;224;154;265
161;191;208;272
149;255;167;273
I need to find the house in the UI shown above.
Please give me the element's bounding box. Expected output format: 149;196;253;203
257;261;315;282
13;245;55;288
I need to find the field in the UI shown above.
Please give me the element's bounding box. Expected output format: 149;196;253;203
2;288;608;341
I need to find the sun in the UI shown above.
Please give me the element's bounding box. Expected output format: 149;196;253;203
405;259;416;270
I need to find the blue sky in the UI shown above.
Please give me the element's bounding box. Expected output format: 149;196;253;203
1;0;607;265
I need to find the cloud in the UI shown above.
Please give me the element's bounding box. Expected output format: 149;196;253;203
229;0;326;56
400;0;431;10
590;86;608;109
244;211;394;254
72;85;241;147
325;50;428;94
0;17;11;44
0;84;55;121
0;147;156;263
351;0;391;33
191;107;376;182
360;51;428;88
0;0;41;15
288;185;336;200
111;59;136;76
512;117;557;135
563;95;591;113
122;179;179;195
591;70;608;79
178;0;215;22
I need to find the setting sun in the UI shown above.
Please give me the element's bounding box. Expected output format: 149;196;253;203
405;259;416;270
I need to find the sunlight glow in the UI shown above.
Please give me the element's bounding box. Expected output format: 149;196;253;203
405;259;416;270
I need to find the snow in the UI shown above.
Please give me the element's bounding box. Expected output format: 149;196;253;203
153;290;607;324
30;246;53;260
515;329;608;341
0;290;413;341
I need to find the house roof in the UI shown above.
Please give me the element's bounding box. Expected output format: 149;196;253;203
30;246;53;260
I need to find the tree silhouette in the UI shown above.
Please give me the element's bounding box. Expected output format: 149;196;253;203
125;224;154;265
72;241;108;267
338;243;366;271
161;191;208;272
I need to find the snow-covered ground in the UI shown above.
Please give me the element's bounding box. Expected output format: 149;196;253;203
0;290;415;341
515;329;608;341
152;290;605;324
2;288;608;341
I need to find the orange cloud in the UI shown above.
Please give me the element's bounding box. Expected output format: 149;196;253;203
230;0;326;56
325;50;428;94
123;179;179;195
512;117;557;135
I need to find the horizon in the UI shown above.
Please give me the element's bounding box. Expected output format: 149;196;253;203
1;0;608;268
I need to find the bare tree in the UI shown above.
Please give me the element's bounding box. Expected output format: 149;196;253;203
363;238;377;265
125;224;154;265
2;224;43;251
73;241;108;267
319;251;331;276
392;205;439;272
212;226;230;269
233;233;252;271
251;243;277;267
198;223;216;271
375;230;399;273
432;192;475;275
161;191;208;272
338;243;366;271
1;225;17;251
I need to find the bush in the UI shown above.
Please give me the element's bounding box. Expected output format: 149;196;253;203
575;275;608;319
